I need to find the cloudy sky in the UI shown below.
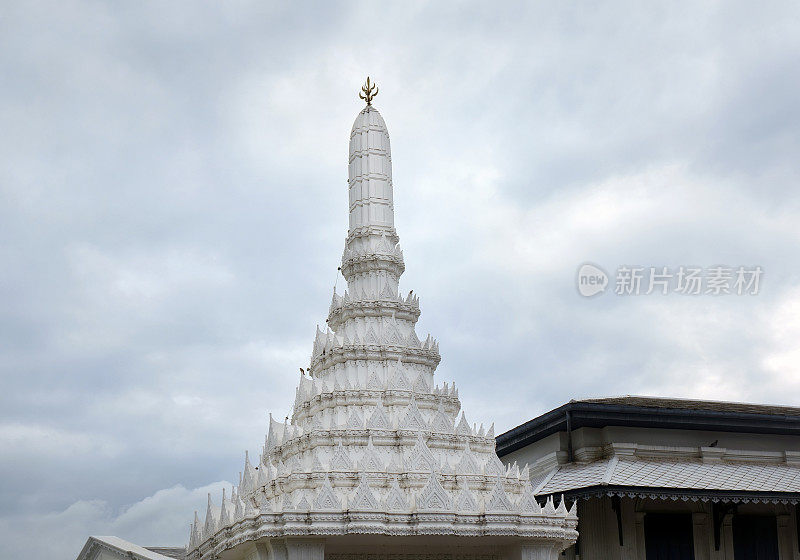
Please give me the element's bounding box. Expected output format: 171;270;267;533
2;1;800;557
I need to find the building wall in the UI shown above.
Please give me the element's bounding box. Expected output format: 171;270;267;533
500;425;800;482
501;432;567;479
578;426;800;454
503;426;800;465
559;496;800;560
498;412;800;559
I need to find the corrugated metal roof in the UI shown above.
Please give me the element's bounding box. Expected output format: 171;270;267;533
538;457;800;495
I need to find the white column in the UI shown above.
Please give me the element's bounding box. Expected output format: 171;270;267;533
777;514;794;560
285;539;325;560
721;514;735;560
634;512;646;560
267;540;288;560
791;507;800;560
692;512;711;560
515;542;564;560
620;498;638;560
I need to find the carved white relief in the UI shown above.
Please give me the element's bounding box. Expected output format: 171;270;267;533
348;475;380;511
313;477;341;510
416;471;452;511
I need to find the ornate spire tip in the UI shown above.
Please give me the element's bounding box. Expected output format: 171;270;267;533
359;77;378;106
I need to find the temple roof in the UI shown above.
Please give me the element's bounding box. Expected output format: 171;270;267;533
497;395;800;456
578;395;800;416
499;395;800;505
77;536;179;560
533;457;800;504
541;456;800;494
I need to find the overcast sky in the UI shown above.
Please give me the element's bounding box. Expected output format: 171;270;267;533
2;1;800;558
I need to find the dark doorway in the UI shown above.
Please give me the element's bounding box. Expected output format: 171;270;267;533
733;515;779;560
645;513;695;560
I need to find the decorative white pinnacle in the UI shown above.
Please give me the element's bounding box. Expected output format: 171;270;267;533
185;100;577;560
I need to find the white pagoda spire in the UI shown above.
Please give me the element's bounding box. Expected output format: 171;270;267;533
185;80;577;560
339;99;405;302
347;102;395;234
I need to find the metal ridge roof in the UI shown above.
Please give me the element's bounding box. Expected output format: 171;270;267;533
536;457;800;497
496;396;800;457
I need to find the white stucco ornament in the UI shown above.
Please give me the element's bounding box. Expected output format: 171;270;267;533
185;81;577;560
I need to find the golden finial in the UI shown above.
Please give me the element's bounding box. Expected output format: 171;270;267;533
359;77;378;106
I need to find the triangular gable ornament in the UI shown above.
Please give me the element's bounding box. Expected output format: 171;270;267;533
413;371;430;393
486;476;515;512
313;477;342;510
484;454;506;477
367;399;391;430
311;449;324;472
295;491;312;512
390;359;411;390
518;482;542;514
400;398;427;431
455;479;479;512
409;433;437;472
366;370;383;391
346;408;364;430
430;403;454;434
330;442;353;471
416;471;453;511
455;442;481;475
358;436;385;471
244;497;258;518
348;475;380;511
383;476;410;511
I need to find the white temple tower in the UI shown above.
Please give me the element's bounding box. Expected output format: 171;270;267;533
185;80;577;560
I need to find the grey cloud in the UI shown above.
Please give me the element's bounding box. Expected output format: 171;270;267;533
2;1;800;558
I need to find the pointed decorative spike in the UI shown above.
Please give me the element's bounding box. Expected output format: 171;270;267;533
556;494;568;515
455;411;472;436
568;499;578;518
191;510;202;547
204;493;217;536
543;495;556;514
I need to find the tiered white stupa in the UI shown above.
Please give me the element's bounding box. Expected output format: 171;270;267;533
185;82;577;560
